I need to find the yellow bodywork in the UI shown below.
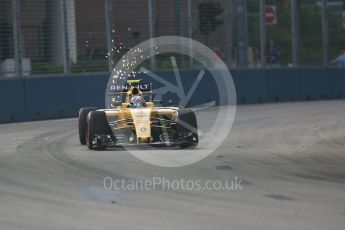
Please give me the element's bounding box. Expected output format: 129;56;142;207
104;84;178;143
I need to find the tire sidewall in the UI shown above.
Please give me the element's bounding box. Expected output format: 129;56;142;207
177;109;198;148
78;107;98;145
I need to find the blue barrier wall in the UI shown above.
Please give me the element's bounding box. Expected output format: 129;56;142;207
0;78;26;122
0;68;344;123
232;69;269;104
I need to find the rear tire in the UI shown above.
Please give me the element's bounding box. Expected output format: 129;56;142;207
86;111;111;150
78;107;98;145
176;109;198;148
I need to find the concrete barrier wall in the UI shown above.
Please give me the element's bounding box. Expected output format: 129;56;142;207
0;68;344;123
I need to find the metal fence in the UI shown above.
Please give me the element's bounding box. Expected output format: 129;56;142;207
0;0;345;77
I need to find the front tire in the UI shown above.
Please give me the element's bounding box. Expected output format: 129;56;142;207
86;111;111;150
176;109;198;148
78;107;98;145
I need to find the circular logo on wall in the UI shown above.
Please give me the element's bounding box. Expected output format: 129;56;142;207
105;36;236;167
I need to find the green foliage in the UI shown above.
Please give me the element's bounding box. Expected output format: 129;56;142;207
299;2;323;66
71;60;108;73
248;0;345;66
248;0;293;66
328;10;345;60
31;62;63;75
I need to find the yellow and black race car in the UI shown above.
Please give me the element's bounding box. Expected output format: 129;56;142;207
78;80;198;149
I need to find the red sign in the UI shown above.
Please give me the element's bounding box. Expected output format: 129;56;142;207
265;6;277;25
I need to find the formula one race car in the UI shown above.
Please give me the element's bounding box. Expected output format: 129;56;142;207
78;79;198;149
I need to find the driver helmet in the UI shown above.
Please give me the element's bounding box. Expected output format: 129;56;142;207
130;96;145;108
